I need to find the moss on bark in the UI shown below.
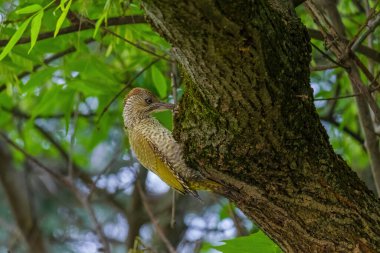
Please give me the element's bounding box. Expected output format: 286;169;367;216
143;0;380;252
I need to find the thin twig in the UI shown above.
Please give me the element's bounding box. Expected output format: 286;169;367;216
137;183;177;253
310;42;345;68
80;195;111;253
0;132;71;187
227;202;248;236
170;191;176;228
347;0;380;51
97;58;162;124
101;26;171;62
352;53;380;90
71;13;171;62
310;64;339;72
370;71;380;90
308;28;380;63
346;11;376;50
88;148;123;199
314;93;360;101
133;237;159;253
320;116;364;146
34;123;69;161
351;12;380;51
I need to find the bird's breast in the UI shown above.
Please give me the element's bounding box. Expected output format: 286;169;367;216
128;125;187;193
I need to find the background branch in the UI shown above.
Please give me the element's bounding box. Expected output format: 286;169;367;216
0;140;47;253
0;15;145;47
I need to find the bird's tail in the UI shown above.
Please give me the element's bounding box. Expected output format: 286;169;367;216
190;178;223;192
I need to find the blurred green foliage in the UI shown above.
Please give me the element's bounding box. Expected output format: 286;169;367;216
0;0;378;252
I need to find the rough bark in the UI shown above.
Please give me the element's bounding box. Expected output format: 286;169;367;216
142;0;380;252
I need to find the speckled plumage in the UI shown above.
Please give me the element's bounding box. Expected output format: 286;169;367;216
123;88;203;198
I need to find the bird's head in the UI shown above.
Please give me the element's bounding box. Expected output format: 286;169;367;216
123;88;174;128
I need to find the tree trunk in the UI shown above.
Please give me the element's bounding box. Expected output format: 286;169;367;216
142;0;380;252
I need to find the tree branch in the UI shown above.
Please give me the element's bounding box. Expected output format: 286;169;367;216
320;115;365;146
0;140;47;253
308;28;380;63
310;64;338;72
0;15;145;47
0;39;92;93
306;0;380;196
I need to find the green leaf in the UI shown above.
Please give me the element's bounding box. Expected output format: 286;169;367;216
22;67;56;93
67;78;119;96
151;66;167;98
31;87;61;118
0;18;32;61
54;0;72;37
59;0;68;10
153;110;173;131
212;231;282;253
219;202;231;220
93;14;105;38
16;4;42;14
29;11;44;54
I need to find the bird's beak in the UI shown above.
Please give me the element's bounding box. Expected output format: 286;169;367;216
150;102;175;112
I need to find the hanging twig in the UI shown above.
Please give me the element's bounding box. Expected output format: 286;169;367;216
137;183;177;253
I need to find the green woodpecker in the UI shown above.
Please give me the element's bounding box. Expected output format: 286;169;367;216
123;88;217;199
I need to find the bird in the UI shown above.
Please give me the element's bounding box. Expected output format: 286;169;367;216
123;87;219;199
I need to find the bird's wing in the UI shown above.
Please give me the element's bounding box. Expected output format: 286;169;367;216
130;131;187;194
146;137;200;199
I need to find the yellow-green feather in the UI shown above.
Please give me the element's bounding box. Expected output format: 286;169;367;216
129;130;187;194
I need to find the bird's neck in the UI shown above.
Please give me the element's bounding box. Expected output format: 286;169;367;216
123;105;155;129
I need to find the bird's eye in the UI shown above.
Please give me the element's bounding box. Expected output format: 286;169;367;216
145;97;153;105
